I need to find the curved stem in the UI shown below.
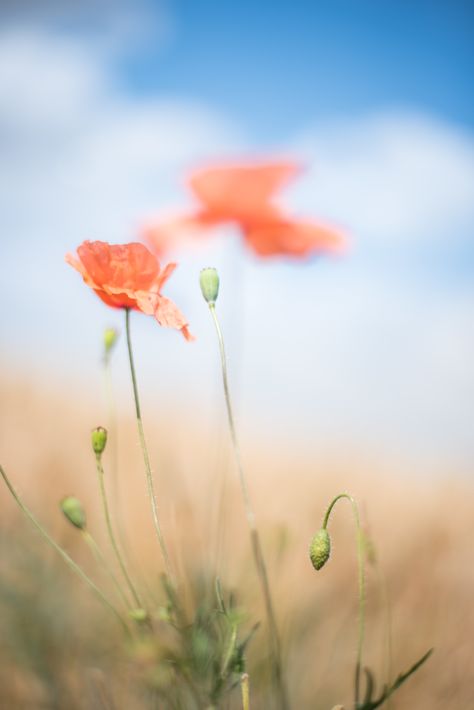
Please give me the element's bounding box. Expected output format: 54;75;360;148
94;454;144;610
124;308;174;586
81;529;131;610
208;303;289;710
322;493;365;707
0;464;129;636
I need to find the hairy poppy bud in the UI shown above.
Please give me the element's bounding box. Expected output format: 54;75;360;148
199;267;219;304
104;327;118;356
61;496;86;530
309;528;331;571
91;426;107;456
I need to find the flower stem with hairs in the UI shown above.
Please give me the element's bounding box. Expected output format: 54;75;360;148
81;529;131;610
206;297;289;710
95;451;145;611
124;308;174;586
321;493;366;706
0;464;129;635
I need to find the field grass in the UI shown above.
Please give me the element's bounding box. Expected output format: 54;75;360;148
1;372;473;709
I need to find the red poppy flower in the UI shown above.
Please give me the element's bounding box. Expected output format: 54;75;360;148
144;161;346;258
66;240;193;341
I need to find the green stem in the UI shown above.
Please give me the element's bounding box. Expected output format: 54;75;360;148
124;308;174;585
241;673;250;710
95;452;144;610
208;303;289;710
81;529;131;609
0;464;129;636
103;350;126;546
322;493;366;707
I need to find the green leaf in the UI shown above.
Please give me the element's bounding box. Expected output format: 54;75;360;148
358;648;433;710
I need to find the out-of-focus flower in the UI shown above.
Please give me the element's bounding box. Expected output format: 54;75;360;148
144;161;346;258
66;240;193;340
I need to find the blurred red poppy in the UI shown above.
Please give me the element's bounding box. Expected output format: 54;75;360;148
66;240;192;340
144;161;346;258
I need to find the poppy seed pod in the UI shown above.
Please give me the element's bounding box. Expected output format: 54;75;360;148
60;496;86;530
309;528;331;571
199;267;219;304
91;426;108;456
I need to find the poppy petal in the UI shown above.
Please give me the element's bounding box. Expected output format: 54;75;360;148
245;218;347;257
154;295;194;341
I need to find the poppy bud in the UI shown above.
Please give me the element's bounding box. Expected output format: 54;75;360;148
309;528;331;571
129;608;149;623
199;267;219;304
60;496;86;530
104;327;118;355
91;426;107;456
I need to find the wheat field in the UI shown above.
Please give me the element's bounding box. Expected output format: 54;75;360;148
0;372;473;709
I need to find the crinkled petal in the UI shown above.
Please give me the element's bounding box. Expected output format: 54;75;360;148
154;295;194;340
77;241;159;291
155;262;177;292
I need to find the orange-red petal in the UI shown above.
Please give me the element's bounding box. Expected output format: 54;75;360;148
188;161;302;221
67;240;193;338
77;241;159;292
245;217;347;258
154;295;194;340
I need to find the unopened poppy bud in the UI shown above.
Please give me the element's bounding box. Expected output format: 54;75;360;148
129;608;149;623
60;496;86;530
199;267;219;304
104;327;118;355
309;528;331;571
91;426;107;455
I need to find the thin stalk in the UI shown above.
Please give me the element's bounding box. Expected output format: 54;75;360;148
124;308;174;585
82;528;131;610
241;673;250;710
208;303;289;710
102;349;126;548
322;493;366;707
95;452;144;610
0;464;129;635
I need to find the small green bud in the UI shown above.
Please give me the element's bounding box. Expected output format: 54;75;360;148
60;496;86;530
199;267;219;304
104;327;119;355
157;604;172;623
309;528;331;571
129;608;149;623
91;426;107;455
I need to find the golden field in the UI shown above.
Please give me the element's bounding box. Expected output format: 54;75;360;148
0;372;473;709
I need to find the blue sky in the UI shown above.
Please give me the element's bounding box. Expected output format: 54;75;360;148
1;0;473;469
121;0;474;138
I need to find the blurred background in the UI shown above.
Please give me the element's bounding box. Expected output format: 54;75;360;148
1;1;473;708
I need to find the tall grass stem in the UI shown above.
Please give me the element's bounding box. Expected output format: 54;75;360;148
208;303;289;710
241;673;250;710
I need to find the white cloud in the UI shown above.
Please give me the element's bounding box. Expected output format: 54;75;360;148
285;110;474;245
1;25;473;468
